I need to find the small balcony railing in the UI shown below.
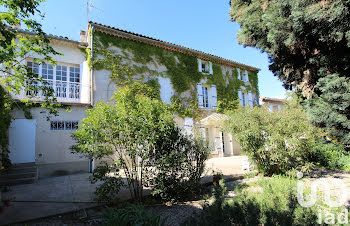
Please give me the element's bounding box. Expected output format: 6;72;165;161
19;79;81;103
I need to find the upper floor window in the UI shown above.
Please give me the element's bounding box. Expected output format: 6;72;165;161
26;61;80;100
202;86;209;108
239;70;248;82
197;83;217;109
242;92;246;106
198;59;213;74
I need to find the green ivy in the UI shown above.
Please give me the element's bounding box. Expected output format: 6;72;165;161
89;30;259;117
0;86;13;169
248;71;259;95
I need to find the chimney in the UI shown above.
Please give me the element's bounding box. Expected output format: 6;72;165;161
12;24;21;30
80;30;87;42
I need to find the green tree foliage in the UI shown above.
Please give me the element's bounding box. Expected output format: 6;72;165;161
0;86;12;168
0;0;61;167
150;135;210;202
0;0;59;98
230;0;350;145
225;95;324;175
72;82;209;202
304;74;350;145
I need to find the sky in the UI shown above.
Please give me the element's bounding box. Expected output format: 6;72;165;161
37;0;286;98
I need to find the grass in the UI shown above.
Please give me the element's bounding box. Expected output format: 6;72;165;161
184;175;350;225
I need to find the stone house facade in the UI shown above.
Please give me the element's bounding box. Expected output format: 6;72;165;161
7;22;260;177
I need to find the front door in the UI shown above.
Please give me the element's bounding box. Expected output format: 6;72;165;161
9;119;36;164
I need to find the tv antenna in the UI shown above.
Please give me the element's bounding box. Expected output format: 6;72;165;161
86;0;103;25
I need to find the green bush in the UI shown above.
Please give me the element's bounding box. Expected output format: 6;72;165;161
185;176;347;226
72;82;209;202
226;94;325;175
150;135;210;202
309;142;347;169
89;163;124;202
102;204;166;226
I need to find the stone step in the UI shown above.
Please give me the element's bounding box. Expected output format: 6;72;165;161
13;162;36;168
0;162;37;186
5;166;37;174
0;177;36;186
0;171;36;180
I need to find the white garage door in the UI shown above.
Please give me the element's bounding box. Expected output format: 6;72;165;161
9;119;36;164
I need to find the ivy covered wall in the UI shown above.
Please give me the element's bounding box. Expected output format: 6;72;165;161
89;29;259;119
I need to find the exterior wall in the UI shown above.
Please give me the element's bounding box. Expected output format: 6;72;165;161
12;106;89;177
9;39;91;177
31;40;85;66
260;98;285;112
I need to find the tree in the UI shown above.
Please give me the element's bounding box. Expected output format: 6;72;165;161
0;0;59;101
0;0;62;167
229;0;350;144
304;74;350;145
225;95;324;175
71;82;209;202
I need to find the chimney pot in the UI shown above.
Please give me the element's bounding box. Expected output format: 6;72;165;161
80;30;87;42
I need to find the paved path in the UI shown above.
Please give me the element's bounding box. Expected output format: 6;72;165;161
0;156;248;225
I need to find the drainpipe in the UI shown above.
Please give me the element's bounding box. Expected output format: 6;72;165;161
89;24;95;173
90;24;94;106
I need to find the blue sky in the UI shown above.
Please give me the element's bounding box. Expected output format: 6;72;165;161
38;0;286;98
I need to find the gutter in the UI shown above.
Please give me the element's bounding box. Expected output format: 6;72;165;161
16;28;88;47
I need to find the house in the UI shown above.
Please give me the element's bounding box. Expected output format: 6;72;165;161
6;22;259;178
259;96;285;112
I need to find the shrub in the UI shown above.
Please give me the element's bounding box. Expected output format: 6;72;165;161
102;204;166;226
225;94;325;175
185;176;347;225
149;135;210;202
72;82;209;202
89;163;124;202
309;142;347;169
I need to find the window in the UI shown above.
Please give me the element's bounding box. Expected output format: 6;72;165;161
201;61;209;73
26;62;39;96
26;61;80;100
242;92;246;106
239;70;248;82
56;65;68;98
198;59;212;74
50;121;79;130
202;86;209;108
197;83;217;109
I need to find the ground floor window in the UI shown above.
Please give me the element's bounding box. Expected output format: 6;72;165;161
50;121;79;131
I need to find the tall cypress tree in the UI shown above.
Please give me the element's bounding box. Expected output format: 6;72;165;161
230;0;350;145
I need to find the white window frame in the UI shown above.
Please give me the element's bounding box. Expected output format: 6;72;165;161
202;86;209;108
25;61;81;101
198;59;213;74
